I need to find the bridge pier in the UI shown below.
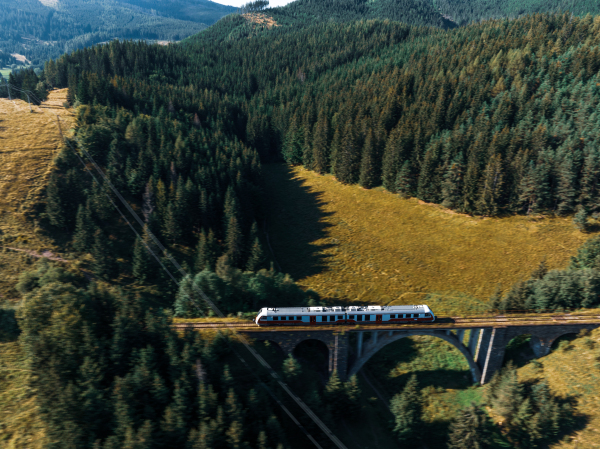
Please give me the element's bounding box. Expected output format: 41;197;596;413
242;330;350;379
237;321;600;386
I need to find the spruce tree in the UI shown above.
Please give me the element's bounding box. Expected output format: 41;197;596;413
476;154;504;216
91;229;118;279
46;173;66;229
72;202;94;252
441;159;463;209
246;238;266;272
395;160;413;198
359;129;377;189
225;216;243;267
447;404;494;449
132;229;155;283
390;374;422;444
312;112;329;175
334;120;360;184
196;229;221;272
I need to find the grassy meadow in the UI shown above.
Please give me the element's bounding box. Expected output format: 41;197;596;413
263;164;596;316
0;89;74;301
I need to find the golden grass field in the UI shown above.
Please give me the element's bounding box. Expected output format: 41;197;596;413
263;164;597;315
0;89;74;301
0;89;75;447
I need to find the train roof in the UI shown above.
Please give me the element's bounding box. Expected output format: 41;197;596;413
260;305;432;314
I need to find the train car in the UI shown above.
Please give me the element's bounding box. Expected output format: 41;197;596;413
253;305;435;326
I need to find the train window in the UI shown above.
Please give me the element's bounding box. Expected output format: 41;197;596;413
357;315;363;321
349;315;354;320
391;314;396;319
330;315;335;322
338;315;343;320
365;315;371;321
424;314;430;318
273;316;278;320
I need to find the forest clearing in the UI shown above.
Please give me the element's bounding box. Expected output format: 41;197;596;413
0;89;73;300
264;164;597;315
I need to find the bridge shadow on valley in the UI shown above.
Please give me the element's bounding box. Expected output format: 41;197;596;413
262;163;335;281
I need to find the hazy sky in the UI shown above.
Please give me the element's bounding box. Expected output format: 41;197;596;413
213;0;296;8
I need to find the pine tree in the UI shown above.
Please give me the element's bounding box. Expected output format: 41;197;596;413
476;154;504;216
573;208;589;232
225;216;243;267
334;120;360;184
359;129;377;189
132;227;156;283
91;229;118;279
390;374;422;444
246;238;266;272
447;404;494;449
395;160;413;198
72;202;94;252
556;155;577;215
312;112;329;174
46;173;66;229
441;159;463;209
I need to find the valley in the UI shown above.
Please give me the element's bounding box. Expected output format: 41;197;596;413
3;2;600;448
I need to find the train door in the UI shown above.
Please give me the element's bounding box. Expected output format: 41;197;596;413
376;315;382;323
310;316;316;325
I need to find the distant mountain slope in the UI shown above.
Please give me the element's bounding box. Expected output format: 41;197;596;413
434;0;600;26
0;0;234;67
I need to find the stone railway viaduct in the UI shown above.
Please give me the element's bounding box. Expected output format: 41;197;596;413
236;318;600;384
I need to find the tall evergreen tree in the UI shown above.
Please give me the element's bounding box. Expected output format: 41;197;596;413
395;160;413;198
72;202;95;252
390;374;422;445
312;111;329;175
447;404;495;449
359;129;378;189
91;229;118;279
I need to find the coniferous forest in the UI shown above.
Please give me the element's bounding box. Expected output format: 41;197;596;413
5;3;600;449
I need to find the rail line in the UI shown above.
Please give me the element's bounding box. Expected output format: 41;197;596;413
172;314;600;330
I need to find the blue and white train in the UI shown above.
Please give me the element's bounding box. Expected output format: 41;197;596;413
253;305;435;326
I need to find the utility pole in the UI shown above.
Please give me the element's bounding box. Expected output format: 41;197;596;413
5;78;11;101
26;92;32;112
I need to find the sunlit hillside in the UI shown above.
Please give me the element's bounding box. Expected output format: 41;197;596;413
0;89;74;300
264;164;596;315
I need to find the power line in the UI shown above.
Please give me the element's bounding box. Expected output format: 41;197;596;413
54;112;348;449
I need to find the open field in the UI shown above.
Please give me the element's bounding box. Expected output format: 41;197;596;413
0;341;46;448
0;69;11;78
263;164;597;315
0;89;74;300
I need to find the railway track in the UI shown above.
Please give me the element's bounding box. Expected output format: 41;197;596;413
172;314;600;330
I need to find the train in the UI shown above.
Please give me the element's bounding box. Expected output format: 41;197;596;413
253;305;435;326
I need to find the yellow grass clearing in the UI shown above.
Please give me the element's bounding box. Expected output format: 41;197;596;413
0;341;46;449
263;164;596;315
0;89;74;300
242;13;279;28
518;328;600;448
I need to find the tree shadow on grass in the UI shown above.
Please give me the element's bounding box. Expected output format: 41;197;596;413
262;163;335;281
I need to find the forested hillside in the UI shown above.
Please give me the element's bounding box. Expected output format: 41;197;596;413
3;5;600;447
49;14;600;220
0;0;234;67
435;0;600;26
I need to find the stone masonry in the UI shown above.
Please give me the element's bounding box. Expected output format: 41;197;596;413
241;322;600;383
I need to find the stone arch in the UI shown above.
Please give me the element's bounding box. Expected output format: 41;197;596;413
348;330;481;383
293;339;330;378
260;339;286;358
